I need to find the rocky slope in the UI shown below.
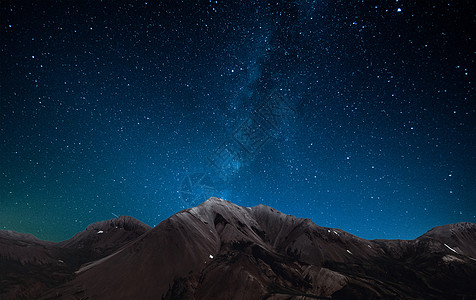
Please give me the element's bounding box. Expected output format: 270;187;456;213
2;198;475;299
0;216;151;299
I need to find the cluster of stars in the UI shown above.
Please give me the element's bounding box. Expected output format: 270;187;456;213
1;1;474;242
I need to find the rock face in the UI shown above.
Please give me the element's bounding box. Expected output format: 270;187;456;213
1;198;475;300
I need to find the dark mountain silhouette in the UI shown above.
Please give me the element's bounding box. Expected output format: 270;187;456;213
0;216;151;299
1;198;475;299
58;215;152;260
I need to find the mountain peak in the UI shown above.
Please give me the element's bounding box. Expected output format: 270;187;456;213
203;196;226;203
417;222;476;257
57;215;152;257
3;200;476;300
421;222;475;235
85;215;152;232
197;197;236;209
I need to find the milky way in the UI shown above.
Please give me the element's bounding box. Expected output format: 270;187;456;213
1;1;474;241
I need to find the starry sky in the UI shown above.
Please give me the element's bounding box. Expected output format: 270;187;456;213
1;1;475;242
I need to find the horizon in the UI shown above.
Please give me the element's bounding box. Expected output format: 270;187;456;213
1;1;475;242
1;197;473;243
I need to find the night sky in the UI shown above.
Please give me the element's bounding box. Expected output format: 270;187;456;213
1;1;475;242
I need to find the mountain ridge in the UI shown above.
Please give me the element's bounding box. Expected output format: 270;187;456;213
1;197;475;299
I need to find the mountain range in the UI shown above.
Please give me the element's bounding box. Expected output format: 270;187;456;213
1;197;475;299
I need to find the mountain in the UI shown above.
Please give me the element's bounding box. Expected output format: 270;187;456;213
58;215;152;260
1;198;475;299
0;216;151;300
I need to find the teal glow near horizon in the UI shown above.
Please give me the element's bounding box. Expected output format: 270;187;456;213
1;1;474;242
